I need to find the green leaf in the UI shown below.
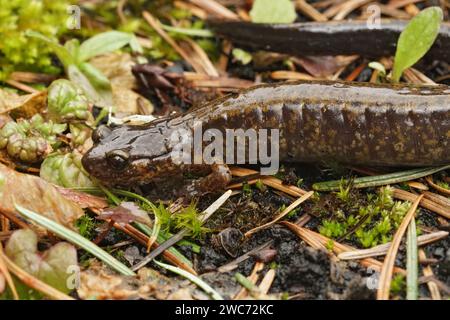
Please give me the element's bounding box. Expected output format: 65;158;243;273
67;65;113;107
392;7;443;82
250;0;297;24
313;165;450;191
154;261;223;300
406;218;418;300
47;79;90;122
78;31;134;62
40;153;95;189
26;31;74;68
15;204;135;276
232;48;253;65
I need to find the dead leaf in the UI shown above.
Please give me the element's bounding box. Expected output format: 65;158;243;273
0;163;84;230
293;55;358;77
77;262;203;300
89;53;154;115
0;89;47;119
55;186;108;210
5;229;78;294
98;202;152;227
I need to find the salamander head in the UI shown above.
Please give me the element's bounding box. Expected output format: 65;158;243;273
82;123;181;186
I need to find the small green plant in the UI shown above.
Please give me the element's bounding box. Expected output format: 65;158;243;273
326;239;335;251
319;186;411;248
390;274;406;296
28;30;142;107
242;183;253;196
335;178;352;203
173;202;210;239
437;181;449;190
75;214;97;240
392;7;443;82
319;220;346;238
255;179;266;192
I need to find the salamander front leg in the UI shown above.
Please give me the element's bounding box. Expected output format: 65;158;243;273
181;164;232;198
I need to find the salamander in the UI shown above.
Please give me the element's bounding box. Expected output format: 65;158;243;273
208;20;450;62
82;80;450;193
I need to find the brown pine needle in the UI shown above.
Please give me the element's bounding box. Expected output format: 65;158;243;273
418;249;441;300
230;166;308;197
425;176;450;196
393;188;450;219
295;0;328;21
338;231;449;260
188;0;239;20
377;194;423;300
258;269;276;295
142;11;206;75
234;261;264;300
281;222;406;274
245;191;314;238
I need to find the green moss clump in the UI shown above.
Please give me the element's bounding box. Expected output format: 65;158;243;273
0;0;72;80
318;186;411;248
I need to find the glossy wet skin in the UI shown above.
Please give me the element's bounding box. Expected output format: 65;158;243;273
82;121;180;186
209;20;450;62
83;80;450;190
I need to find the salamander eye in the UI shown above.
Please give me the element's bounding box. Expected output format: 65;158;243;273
92;125;112;143
106;150;129;170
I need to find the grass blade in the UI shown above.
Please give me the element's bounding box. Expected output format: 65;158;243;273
15;204;135;276
154;260;223;300
313;165;450;191
406;218;418;300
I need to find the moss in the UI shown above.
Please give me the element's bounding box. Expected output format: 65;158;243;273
318;186;411;248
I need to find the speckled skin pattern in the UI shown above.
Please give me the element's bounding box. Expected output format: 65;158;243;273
209;20;450;62
82;80;450;188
